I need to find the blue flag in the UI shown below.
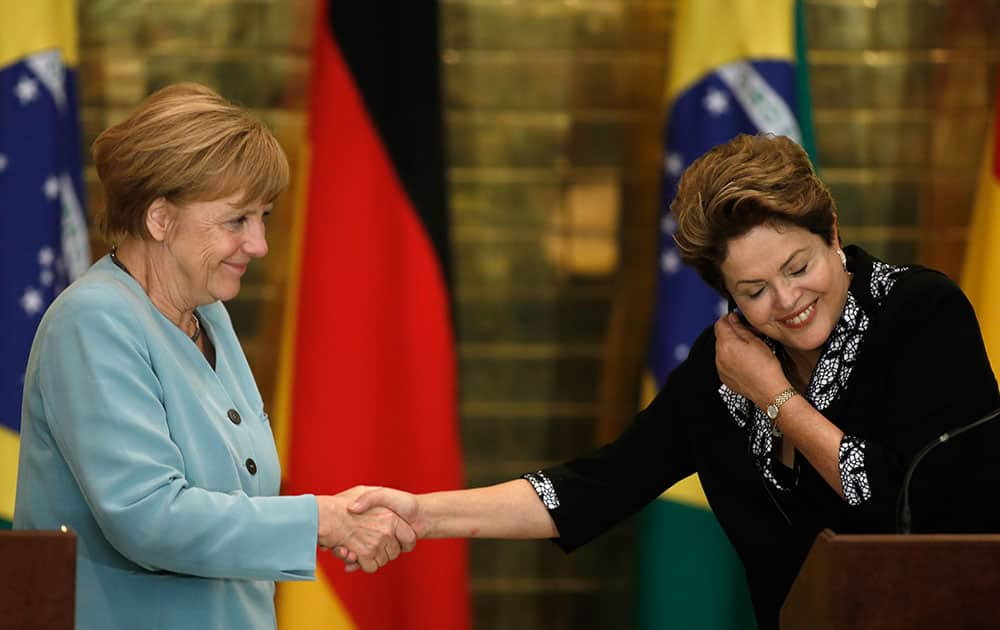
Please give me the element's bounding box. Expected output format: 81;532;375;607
0;2;90;524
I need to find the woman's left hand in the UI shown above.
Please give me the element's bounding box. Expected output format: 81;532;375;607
714;313;791;409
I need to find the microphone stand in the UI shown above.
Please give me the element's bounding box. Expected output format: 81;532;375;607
896;406;1000;534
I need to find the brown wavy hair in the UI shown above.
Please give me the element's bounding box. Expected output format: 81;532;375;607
671;133;837;295
92;82;289;244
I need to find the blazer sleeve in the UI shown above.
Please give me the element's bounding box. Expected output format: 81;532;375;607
532;330;709;552
844;270;1000;529
36;288;319;581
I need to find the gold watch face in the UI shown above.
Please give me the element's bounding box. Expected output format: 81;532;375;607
767;404;779;420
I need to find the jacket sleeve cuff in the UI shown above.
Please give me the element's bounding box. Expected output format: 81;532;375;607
839;434;873;506
522;471;560;509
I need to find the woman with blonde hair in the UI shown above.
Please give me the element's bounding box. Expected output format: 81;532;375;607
14;83;414;630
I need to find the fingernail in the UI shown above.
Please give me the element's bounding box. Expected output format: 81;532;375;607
349;502;361;511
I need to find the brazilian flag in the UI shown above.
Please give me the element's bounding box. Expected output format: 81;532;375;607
640;1;815;627
0;1;90;530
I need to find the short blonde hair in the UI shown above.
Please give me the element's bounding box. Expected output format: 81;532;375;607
671;134;836;295
92;82;289;243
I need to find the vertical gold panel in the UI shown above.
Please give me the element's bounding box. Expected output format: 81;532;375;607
444;1;673;627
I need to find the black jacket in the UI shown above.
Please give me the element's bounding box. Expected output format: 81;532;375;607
536;247;1000;629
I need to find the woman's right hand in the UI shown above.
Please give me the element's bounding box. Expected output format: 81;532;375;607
331;487;424;572
316;489;417;573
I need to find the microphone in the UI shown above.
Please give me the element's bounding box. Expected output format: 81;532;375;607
895;406;1000;534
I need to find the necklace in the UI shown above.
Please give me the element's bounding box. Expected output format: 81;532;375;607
110;247;201;343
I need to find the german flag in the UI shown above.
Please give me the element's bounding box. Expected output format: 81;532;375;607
275;2;469;628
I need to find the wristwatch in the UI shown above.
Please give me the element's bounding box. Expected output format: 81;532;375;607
765;387;798;435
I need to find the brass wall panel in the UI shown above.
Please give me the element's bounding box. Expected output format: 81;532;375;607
144;54;310;109
841;236;919;263
139;0;312;52
828;180;921;227
873;1;947;50
79;1;145;48
807;1;874;50
470;588;632;630
455;239;561;292
807;0;950;51
457;297;611;344
445;2;672;625
567;120;629;167
865;61;935;108
470;530;635;582
462;415;597;462
809;61;934;108
922;176;979;231
445;55;573;110
78;55;146;106
815;118;931;167
442;0;672;52
448;113;570;168
444;54;665;110
451;180;563;231
459;356;603;405
927;112;993;169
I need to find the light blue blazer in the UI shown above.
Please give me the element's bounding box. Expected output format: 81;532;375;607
14;256;318;630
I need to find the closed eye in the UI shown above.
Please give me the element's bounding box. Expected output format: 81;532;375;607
790;264;807;276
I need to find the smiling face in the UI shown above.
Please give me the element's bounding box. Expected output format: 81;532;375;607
720;222;850;361
162;192;270;305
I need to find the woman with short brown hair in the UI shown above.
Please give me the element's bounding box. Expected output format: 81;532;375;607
341;133;1000;629
672;133;837;294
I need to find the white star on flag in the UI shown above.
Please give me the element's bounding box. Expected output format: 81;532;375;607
25;49;68;112
717;300;730;318
0;153;7;172
673;344;690;362
43;175;60;200
38;247;55;266
703;87;729;116
661;249;681;274
15;76;39;105
661;214;677;236
40;270;54;286
664;152;684;177
20;288;44;316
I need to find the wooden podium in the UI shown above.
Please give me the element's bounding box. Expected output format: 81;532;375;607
0;529;77;630
781;528;1000;630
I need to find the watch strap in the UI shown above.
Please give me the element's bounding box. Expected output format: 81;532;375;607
766;387;798;436
771;387;798;410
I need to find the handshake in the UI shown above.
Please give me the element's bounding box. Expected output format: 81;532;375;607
315;486;421;574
